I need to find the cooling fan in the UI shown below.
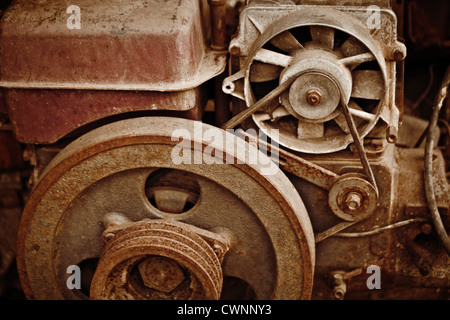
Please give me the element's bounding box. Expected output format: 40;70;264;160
224;7;389;154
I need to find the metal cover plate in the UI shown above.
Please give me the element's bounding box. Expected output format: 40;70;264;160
0;0;226;91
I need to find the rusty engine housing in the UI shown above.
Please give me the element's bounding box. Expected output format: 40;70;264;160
0;0;448;300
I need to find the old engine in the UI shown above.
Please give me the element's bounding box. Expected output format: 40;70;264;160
0;0;448;300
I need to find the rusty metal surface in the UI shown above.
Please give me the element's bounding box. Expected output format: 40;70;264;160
286;145;449;299
229;2;400;59
208;0;228;50
16;116;315;300
90;219;228;300
238;131;339;190
0;0;447;302
5;87;206;144
328;173;378;222
0;0;226;92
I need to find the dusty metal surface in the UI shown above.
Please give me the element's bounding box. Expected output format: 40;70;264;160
289;145;449;299
5;87;206;144
0;0;225;91
222;4;394;154
16;117;315;300
0;0;227;144
328;173;378;222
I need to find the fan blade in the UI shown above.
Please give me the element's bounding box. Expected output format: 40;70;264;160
270;31;304;52
340;36;367;57
254;48;292;67
253;106;290;121
351;70;385;100
250;62;283;82
310;26;335;50
297;119;324;139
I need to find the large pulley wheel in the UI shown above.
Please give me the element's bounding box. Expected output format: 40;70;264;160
17;117;315;300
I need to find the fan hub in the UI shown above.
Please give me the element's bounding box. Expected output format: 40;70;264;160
288;73;339;120
280;49;352;122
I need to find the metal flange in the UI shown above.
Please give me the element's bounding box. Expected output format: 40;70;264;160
90;219;229;300
328;173;378;222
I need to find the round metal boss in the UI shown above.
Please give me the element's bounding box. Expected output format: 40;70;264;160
288;72;340;120
328;174;378;222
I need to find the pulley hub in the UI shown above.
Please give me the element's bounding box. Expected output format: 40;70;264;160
280;49;352;122
328;174;378;222
90;219;226;300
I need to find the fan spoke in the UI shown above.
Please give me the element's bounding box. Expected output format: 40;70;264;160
351;70;384;100
254;48;292;68
349;108;377;121
339;52;375;67
334;101;369;133
270;31;304;52
250;62;283;82
310;26;335;50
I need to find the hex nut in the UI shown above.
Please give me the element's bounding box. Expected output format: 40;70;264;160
138;256;186;293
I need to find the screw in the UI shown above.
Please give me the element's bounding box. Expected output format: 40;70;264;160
345;192;363;211
330;273;346;300
305;89;322;106
391;43;406;61
229;44;241;56
393;49;404;61
138;256;186;293
421;223;433;235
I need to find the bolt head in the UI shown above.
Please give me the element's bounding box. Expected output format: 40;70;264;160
344;192;364;212
138;256;185;293
393;49;405;61
305;89;322;106
421;223;433;235
229;44;240;56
